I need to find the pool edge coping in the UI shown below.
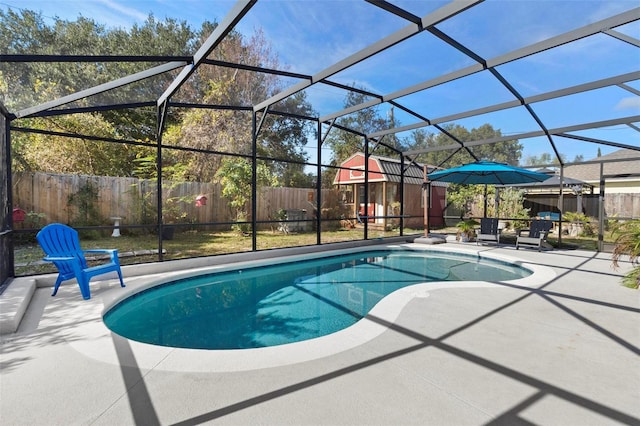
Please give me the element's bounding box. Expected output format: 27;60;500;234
67;242;557;373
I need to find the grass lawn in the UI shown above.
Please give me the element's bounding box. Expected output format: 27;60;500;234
12;227;417;276
13;226;614;277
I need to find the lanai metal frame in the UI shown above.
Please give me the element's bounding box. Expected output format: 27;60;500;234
1;0;639;282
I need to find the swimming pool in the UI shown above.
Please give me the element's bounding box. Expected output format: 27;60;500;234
104;248;531;350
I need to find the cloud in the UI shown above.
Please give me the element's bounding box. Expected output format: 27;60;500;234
96;0;148;23
616;96;640;110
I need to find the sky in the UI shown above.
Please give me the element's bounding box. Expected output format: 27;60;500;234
1;0;639;166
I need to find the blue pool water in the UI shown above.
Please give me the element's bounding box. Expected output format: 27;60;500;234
104;249;530;349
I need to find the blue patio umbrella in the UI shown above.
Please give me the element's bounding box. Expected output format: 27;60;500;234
427;161;549;185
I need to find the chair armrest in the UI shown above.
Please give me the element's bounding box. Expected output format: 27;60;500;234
83;249;117;254
84;249;119;261
516;229;530;236
43;256;75;262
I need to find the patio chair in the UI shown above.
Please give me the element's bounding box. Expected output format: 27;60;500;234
36;223;125;300
476;218;501;246
516;220;553;252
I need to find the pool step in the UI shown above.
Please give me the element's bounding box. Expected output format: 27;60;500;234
0;278;36;335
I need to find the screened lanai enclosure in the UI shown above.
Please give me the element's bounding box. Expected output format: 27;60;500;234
1;0;639;284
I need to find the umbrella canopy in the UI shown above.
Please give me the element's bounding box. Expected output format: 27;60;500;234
427;161;549;185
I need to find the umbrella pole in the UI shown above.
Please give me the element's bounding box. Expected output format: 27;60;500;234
483;184;488;218
423;165;429;237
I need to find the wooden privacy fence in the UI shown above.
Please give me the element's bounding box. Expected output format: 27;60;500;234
525;193;640;220
11;172;230;226
257;187;317;221
11;172;334;228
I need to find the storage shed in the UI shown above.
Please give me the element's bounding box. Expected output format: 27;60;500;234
333;153;447;230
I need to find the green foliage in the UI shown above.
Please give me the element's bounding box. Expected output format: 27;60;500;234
12;211;47;244
562;211;589;223
67;181;103;227
0;10;197;139
523;152;565;166
317;189;350;231
563;212;597;237
273;208;287;221
164;29;316;186
66;181;104;239
2;10;247;179
231;211;251;236
497;188;531;229
24;211;46;228
456;219;478;232
215;157;278;222
324;88;403;173
11;113;135;175
446;184;485;218
456;219;479;241
130;156;194;227
410;123;523;168
610;219;640;289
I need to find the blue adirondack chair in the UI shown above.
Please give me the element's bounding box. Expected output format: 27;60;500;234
36;223;125;300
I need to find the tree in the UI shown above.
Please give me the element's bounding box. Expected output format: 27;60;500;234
14;115;134;175
1;9;202;175
2;9;316;183
408;123;522;168
165;28;316;185
523;151;566;166
324;89;404;166
322;88;403;188
0;10;197;140
406;123;524;223
215;157;277;228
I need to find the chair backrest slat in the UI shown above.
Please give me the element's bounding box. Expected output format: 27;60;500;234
37;224;87;270
480;218;499;235
528;220;552;238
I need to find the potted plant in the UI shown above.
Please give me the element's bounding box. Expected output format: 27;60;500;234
456;219;479;242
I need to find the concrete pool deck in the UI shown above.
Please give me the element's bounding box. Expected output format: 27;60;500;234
1;242;639;425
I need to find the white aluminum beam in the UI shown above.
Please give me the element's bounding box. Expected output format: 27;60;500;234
16;61;186;119
604;29;640;48
157;0;256;107
368;71;640;138
254;0;482;112
619;83;640;96
403;115;640;155
557;133;640;152
488;9;639;67
326;7;639;128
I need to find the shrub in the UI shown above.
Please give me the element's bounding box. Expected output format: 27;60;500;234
610;219;640;289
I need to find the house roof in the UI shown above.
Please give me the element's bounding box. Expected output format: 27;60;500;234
511;174;592;190
335;153;446;187
376;156;436;186
564;149;640;182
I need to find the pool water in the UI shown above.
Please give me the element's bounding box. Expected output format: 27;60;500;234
104;249;530;349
